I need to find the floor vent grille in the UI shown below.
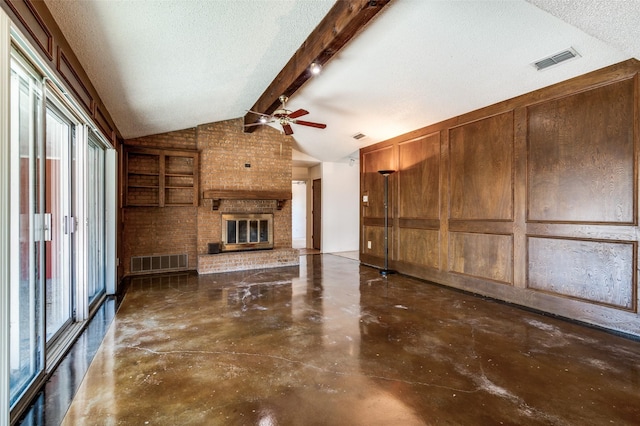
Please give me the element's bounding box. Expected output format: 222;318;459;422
131;254;188;274
533;47;580;71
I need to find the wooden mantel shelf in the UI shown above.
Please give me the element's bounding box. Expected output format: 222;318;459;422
202;190;292;210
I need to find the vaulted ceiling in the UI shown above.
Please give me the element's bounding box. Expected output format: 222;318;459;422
43;0;640;165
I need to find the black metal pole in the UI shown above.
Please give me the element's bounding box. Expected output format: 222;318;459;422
378;170;396;276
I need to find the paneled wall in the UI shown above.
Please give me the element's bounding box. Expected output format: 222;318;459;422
360;59;640;337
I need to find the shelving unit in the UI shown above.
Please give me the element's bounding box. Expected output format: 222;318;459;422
124;146;199;207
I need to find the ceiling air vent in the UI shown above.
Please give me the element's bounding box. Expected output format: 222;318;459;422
533;47;580;71
352;132;367;140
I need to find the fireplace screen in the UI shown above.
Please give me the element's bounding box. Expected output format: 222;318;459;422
221;213;273;252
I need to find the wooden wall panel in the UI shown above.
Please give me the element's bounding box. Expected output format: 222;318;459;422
528;237;636;310
362;225;387;259
398;132;440;219
360;60;640;337
527;78;635;224
362;146;394;219
94;103;115;144
57;48;93;113
4;0;52;59
449;111;514;221
448;232;513;284
398;228;439;269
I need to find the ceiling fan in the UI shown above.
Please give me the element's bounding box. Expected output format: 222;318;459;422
245;95;327;136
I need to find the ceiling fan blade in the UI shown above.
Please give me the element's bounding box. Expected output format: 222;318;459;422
282;123;294;135
293;119;327;129
288;109;309;119
243;122;267;128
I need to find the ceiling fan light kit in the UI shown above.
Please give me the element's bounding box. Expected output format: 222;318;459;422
245;95;326;135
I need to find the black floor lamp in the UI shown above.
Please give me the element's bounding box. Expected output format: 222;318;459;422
378;169;396;276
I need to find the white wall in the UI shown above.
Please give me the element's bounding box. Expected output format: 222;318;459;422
291;181;307;247
320;162;359;253
292;166;309;181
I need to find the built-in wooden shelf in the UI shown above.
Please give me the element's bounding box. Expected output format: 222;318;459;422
124;146;199;207
202;190;292;210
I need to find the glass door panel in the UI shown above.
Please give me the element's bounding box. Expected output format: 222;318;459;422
44;106;74;343
87;134;106;305
9;56;43;406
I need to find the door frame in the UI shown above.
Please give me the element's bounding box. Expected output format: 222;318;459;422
312;178;321;251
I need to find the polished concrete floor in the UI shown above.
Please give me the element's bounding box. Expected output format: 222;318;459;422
57;254;639;425
18;298;118;425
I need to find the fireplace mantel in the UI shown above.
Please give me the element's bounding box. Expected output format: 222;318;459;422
202;189;292;210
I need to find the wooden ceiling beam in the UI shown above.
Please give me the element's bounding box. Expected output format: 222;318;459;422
243;0;393;132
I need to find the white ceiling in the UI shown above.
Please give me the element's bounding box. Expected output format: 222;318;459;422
44;0;639;165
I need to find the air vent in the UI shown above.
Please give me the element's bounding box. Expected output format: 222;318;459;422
533;47;580;71
352;132;367;140
131;254;188;274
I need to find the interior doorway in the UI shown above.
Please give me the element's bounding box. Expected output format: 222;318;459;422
291;181;306;248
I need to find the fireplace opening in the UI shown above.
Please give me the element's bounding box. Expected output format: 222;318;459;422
221;213;273;252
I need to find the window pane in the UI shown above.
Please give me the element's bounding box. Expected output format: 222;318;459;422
249;220;258;243
238;221;247;243
87;136;106;305
259;220;268;242
9;57;43;406
227;221;236;244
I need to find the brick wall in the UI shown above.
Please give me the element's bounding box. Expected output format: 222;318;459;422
122;118;293;275
197;118;293;254
122;128;199;274
126;127;197;150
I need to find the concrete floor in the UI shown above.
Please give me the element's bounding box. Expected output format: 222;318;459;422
61;254;640;425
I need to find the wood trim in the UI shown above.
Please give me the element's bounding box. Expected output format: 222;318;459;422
56;47;93;113
94;103;115;145
362;217;385;227
448;220;513;235
398;218;439;230
244;0;393;130
202;190;292;211
3;0;53;59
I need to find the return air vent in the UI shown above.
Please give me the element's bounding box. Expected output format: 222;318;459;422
352;132;367;140
131;254;188;274
533;47;580;71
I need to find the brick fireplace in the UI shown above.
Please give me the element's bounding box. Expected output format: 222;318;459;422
196;118;298;274
122;117;299;276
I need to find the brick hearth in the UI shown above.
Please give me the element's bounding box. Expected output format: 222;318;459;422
198;248;299;274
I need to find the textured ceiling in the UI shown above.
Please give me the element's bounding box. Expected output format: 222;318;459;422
44;0;637;164
528;0;640;60
43;0;335;139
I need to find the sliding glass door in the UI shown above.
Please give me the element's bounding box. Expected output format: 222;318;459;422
8;36;115;418
87;133;106;306
9;54;44;407
44;105;76;343
9;51;81;405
